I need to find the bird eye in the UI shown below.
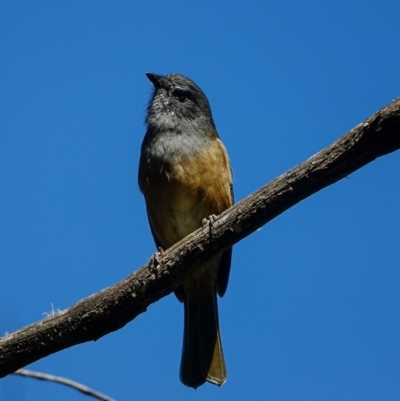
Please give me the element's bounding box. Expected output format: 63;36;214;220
172;88;189;102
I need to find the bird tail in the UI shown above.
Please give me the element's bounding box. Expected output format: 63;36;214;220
180;291;227;388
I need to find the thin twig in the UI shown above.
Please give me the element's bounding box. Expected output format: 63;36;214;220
12;369;117;401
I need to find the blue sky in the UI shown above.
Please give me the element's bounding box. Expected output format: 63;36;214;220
1;1;400;400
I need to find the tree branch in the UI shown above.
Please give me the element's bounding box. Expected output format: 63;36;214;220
13;369;117;401
1;97;399;378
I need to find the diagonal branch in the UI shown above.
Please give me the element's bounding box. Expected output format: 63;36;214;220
1;97;400;378
13;369;117;401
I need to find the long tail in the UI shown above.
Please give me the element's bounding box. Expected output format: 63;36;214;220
180;291;227;388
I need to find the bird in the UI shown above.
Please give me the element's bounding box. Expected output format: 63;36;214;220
138;72;233;388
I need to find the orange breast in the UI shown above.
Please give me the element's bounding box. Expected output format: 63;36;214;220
140;138;233;249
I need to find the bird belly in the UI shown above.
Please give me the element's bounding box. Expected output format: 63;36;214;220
141;138;232;250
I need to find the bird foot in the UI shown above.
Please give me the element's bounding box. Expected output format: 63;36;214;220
202;214;217;227
202;214;217;240
150;247;164;275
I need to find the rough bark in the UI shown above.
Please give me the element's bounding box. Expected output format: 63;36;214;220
1;97;399;378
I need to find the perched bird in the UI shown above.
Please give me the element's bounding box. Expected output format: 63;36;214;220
138;72;233;388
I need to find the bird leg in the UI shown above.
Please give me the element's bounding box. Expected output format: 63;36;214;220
202;214;218;241
149;247;164;276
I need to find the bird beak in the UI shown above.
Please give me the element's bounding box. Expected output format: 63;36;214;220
145;72;162;87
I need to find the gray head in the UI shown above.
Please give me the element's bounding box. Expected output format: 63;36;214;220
145;73;216;133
